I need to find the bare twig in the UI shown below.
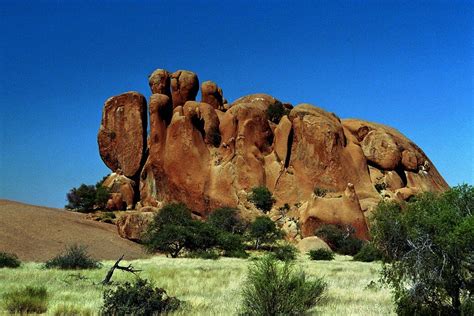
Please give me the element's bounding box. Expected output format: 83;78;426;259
102;255;142;285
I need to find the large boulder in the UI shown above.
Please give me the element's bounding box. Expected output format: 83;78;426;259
170;70;199;108
116;212;154;242
296;236;331;253
98;92;147;177
148;69;171;96
97;69;449;243
201;80;224;111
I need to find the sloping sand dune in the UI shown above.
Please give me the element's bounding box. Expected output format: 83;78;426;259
0;200;148;262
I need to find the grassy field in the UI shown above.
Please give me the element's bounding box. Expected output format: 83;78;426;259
0;255;395;315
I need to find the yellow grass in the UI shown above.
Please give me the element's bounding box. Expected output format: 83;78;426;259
0;255;395;315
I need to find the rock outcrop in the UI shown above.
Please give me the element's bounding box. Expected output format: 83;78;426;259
98;68;449;240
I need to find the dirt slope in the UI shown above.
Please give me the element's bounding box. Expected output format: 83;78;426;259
0;200;148;262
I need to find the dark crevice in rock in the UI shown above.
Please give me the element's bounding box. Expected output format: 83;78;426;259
395;164;408;187
191;115;206;140
284;127;294;169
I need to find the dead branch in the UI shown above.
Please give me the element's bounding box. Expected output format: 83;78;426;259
102;254;142;285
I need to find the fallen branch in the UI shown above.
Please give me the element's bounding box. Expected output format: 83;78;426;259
102;254;142;285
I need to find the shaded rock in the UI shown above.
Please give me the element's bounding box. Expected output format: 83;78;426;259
107;193;126;211
98;92;147;177
116;211;154;242
170;70;199;108
183;101;221;146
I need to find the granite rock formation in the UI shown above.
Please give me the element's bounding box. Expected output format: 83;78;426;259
98;68;449;241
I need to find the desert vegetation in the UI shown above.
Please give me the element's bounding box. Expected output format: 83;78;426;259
65;176;109;212
0;255;394;315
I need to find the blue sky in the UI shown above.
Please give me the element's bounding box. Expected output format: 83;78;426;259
1;0;472;208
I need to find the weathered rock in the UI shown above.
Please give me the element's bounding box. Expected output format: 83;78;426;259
116;211;154;242
170;70;199;108
183;101;221;146
98;92;147;177
102;172;135;209
107;193;126;211
148;69;171;96
299;183;369;240
98;70;449;242
361;130;401;170
296;236;331;253
201;80;224;110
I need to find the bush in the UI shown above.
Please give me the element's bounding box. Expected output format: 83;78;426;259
3;286;48;314
267;101;289;124
371;185;474;315
0;251;21;268
249;216;283;249
353;243;383;262
308;249;335;261
248;186;274;213
143;203;247;258
45;244;101;269
208;207;246;234
315;224;364;255
96;211;116;224
240;256;326;315
102;278;181;315
65;176;111;212
271;244;298;261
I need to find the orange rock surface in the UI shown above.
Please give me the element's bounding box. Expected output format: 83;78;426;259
98;68;449;240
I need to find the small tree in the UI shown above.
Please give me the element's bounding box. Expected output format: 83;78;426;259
266;101;289;124
248;186;274;213
142;203;193;258
208;207;246;234
65;184;97;212
249;216;283;249
371;185;474;315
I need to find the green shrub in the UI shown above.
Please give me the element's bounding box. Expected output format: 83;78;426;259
353;243;383;262
0;251;21;268
308;249;335;261
186;250;220;260
65;176;110;212
101;278;181;315
3;286;48;314
266;101;289;124
248;186;274;213
315;224;364;255
271;244;298;261
96;211;116;224
240;256;326;315
45;244;101;269
337;237;364;256
249;216;283;249
371;185;474;315
208;207;246;234
143;203;247;258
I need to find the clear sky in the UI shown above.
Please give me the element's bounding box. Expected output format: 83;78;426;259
1;0;473;208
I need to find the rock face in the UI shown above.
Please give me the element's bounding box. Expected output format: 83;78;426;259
98;68;449;241
98;92;147;178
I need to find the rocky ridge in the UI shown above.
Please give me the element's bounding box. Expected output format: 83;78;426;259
98;68;449;241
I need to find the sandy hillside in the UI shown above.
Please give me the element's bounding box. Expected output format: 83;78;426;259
0;200;148;262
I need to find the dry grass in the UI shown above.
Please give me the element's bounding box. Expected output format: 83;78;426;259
0;255;394;315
